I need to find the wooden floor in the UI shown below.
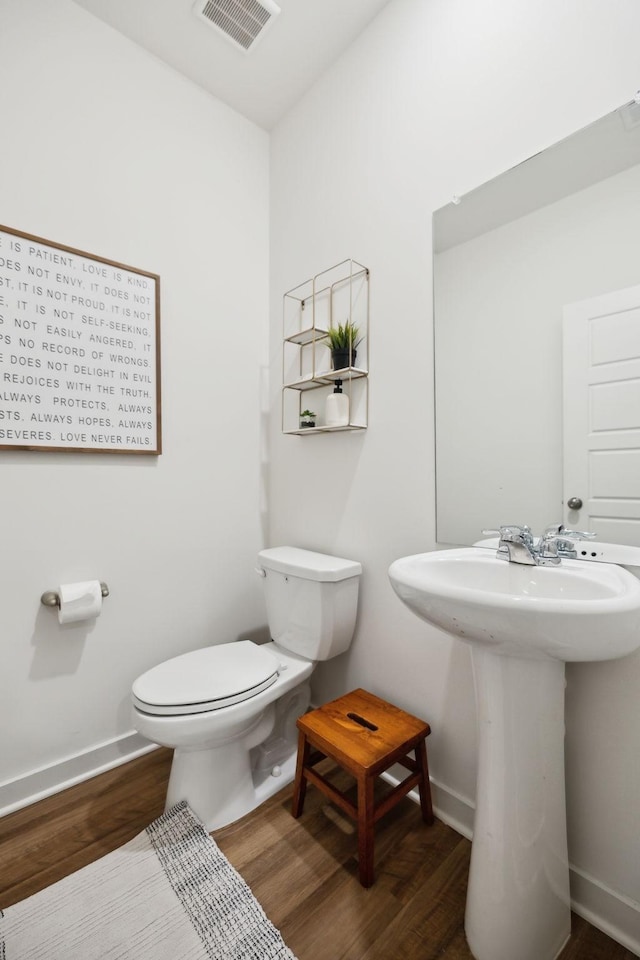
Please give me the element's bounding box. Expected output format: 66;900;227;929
0;749;635;960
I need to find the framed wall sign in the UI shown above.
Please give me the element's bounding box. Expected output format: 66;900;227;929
0;224;161;454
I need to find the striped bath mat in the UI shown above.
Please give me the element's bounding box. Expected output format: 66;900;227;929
0;800;297;959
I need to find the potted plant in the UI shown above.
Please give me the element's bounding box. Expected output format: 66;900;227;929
299;409;316;428
325;320;361;371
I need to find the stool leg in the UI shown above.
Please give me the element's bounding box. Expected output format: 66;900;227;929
357;774;375;887
291;730;310;819
416;739;434;825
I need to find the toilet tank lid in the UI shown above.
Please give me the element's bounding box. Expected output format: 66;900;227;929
258;546;362;582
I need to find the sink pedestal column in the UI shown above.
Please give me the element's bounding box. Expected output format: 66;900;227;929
465;649;571;960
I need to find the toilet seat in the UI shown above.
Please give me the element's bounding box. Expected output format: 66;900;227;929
132;640;280;717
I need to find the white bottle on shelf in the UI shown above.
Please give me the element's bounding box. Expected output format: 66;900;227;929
325;379;349;427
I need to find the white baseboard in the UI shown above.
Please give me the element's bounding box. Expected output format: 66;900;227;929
0;732;157;818
569;865;640;957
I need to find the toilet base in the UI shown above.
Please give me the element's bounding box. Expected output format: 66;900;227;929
164;680;311;831
165;725;300;830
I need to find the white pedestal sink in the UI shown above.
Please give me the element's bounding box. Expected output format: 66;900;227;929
388;547;640;960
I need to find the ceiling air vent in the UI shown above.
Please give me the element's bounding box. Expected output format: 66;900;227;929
193;0;281;53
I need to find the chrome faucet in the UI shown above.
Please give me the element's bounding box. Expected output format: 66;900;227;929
494;525;537;565
486;523;596;566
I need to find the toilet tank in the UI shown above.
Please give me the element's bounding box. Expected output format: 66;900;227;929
257;547;362;661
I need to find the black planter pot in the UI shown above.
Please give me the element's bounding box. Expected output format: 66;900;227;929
331;348;357;370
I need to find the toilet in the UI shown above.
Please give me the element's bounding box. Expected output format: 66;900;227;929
131;546;361;830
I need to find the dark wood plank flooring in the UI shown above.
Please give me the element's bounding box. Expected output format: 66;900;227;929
0;749;635;959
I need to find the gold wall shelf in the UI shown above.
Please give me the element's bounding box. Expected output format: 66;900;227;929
282;259;369;435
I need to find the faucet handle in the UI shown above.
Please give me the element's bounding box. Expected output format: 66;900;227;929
558;528;596;541
541;523;596;542
481;529;500;537
541;523;564;540
492;524;534;544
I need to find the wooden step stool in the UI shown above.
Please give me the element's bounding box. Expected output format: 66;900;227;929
291;687;433;887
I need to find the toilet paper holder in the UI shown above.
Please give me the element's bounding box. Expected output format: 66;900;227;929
41;582;110;608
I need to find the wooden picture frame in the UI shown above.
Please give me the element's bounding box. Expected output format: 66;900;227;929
0;224;161;454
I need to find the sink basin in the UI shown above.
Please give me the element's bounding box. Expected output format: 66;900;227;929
388;546;640;960
388;546;640;661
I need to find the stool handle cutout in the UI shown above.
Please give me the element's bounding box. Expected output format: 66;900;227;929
347;712;378;731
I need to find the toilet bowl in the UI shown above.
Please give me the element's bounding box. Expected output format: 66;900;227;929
131;547;361;830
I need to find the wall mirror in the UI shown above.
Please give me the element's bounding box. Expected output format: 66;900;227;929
433;97;640;547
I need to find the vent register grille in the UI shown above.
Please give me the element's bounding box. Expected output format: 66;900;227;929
194;0;281;52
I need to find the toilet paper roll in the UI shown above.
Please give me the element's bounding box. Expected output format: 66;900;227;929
58;580;102;624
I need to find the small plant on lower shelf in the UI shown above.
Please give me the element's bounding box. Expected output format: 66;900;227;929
300;409;316;428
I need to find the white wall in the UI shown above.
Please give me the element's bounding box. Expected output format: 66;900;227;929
269;0;640;949
0;0;269;790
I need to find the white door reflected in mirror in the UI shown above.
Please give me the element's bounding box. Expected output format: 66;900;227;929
563;283;640;545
